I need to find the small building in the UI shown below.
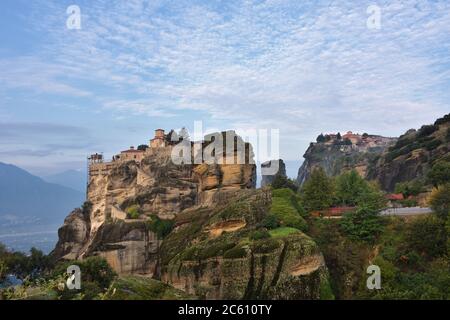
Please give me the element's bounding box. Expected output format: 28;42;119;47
342;131;362;145
150;129;166;148
117;146;145;162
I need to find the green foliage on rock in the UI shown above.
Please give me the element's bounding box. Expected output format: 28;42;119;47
302;167;334;212
104;276;194;300
428;160;450;187
146;215;175;239
126;205;140;219
270;188;307;231
270;174;298;192
394;180;425;197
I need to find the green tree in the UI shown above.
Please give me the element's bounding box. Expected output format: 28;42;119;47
340;206;383;243
428;161;450;187
316;133;326;143
428;183;450;221
335;170;370;206
302;167;334;212
137;144;149;151
336;132;342;140
404;215;446;259
395;180;424;198
271;174;298;192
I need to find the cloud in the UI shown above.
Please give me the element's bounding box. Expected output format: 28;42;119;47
2;0;450;163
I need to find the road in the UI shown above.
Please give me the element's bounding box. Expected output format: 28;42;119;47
379;207;432;216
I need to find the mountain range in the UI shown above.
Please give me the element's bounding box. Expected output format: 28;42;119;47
0;162;84;229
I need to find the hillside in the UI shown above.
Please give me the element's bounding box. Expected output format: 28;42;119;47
0;162;84;228
368;114;450;190
296;133;396;186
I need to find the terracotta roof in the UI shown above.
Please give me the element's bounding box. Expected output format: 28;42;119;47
121;149;144;153
386;193;404;201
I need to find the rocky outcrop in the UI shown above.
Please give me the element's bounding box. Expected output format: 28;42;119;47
160;189;329;299
368;114;450;190
53;130;256;275
296;136;395;186
261;159;286;187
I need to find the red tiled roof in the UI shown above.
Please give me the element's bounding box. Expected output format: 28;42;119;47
386;193;404;201
121;149;144;153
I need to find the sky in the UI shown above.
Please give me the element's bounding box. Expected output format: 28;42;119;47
0;0;449;177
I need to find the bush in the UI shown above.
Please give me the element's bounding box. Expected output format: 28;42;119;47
395;180;424;197
223;247;247;259
428;184;450;221
340;207;383;243
146;215;175;239
249;229;271;241
404;215;446;259
126;205;140;219
417;124;438;138
428;161;450;187
271;175;298;192
261;214;280;230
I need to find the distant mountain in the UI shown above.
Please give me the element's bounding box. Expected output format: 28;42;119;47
0;162;85;228
43;169;87;193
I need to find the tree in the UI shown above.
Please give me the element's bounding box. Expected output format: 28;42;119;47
394;180;424;198
428;183;450;221
271;175;298;192
302;167;334;212
343;138;352;145
137;144;148;151
340;206;383;243
362;133;369;138
316;133;326;143
335;170;370;206
404;215;446;259
336;132;342;140
428;161;450;187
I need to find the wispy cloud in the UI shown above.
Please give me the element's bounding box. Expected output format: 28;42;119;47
1;0;450;170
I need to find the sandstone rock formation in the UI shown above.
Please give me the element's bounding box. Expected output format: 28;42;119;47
53;129;331;299
261;159;286;187
368;114;450;190
296;135;396;186
53;130;256;275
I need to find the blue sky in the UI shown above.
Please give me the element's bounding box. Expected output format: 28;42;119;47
0;0;449;176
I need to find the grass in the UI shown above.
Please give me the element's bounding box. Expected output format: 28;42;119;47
270;188;307;231
269;227;300;238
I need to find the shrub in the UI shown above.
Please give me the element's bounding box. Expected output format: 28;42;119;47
428;161;450;187
251;238;280;254
428;184;450;221
261;214;280;230
223;247;247;259
146;215;175;239
417;124;438;138
404;215;446;259
249;229;271;241
126;205;140;219
340;207;383;243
